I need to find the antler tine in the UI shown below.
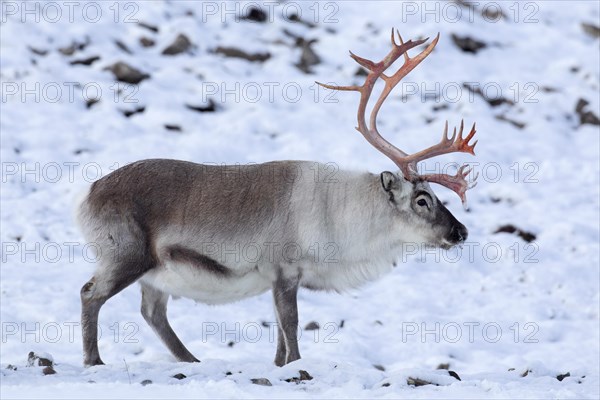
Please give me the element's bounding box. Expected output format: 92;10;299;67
445;120;456;144
315;82;361;92
420;164;478;209
402;120;478;173
349;51;377;72
391;29;409;62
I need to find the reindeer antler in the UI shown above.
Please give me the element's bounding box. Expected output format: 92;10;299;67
317;30;478;206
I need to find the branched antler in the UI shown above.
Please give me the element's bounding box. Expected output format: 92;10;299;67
317;30;478;206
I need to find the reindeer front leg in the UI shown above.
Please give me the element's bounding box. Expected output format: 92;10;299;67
272;270;301;366
274;323;287;367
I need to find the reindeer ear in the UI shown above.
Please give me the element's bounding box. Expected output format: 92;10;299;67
380;171;398;192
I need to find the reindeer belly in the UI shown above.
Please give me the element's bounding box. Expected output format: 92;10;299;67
139;254;272;305
300;258;395;292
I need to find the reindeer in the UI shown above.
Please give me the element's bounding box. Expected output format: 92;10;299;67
77;31;478;367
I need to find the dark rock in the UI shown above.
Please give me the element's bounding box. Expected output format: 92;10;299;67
140;37;155;48
58;38;89;56
86;98;100;109
339;320;345;328
494;224;536;242
285;370;313;383
242;7;267;22
540;86;559;93
162;34;192;55
436;363;450;370
57;45;76;55
581;23;600;38
213;46;270;62
105;62;150;84
6;364;17;371
521;369;531;377
225;371;233;376
227;341;235;347
296;41;320;73
463;83;514;107
140;379;152;386
172;373;186;380
121;106;145;118
138;21;159;33
304;321;319;330
186;100;218;113
251;378;272;386
451;34;487;54
432;104;449;112
407;377;438;387
557;372;571;381
27;352;53;367
575;99;600;126
373;364;385;371
382;382;391;387
354;67;368;77
299;370;313;381
287;13;316;28
164;124;182;132
453;0;477;11
283;29;321;73
495;114;526;129
28;46;48;56
115;40;133;54
481;5;506;20
448;370;461;381
42;366;56;375
70;56;101;66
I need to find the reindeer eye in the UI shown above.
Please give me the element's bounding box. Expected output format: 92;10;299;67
417;199;428;207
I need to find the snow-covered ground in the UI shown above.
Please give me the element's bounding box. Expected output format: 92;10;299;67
1;1;599;398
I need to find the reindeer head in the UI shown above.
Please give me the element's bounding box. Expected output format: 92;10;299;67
318;31;478;249
380;172;469;249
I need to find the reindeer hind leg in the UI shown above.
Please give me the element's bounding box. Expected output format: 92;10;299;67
140;283;199;362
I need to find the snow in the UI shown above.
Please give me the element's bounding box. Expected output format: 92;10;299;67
1;1;599;398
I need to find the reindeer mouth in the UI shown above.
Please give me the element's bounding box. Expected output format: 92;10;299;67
440;224;468;249
440;237;468;250
440;239;458;250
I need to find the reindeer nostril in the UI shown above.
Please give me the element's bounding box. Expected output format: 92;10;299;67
451;225;468;242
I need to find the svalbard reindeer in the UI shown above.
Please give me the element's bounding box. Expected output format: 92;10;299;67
78;31;478;367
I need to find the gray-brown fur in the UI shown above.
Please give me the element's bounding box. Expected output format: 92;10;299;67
77;159;467;366
166;245;231;276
